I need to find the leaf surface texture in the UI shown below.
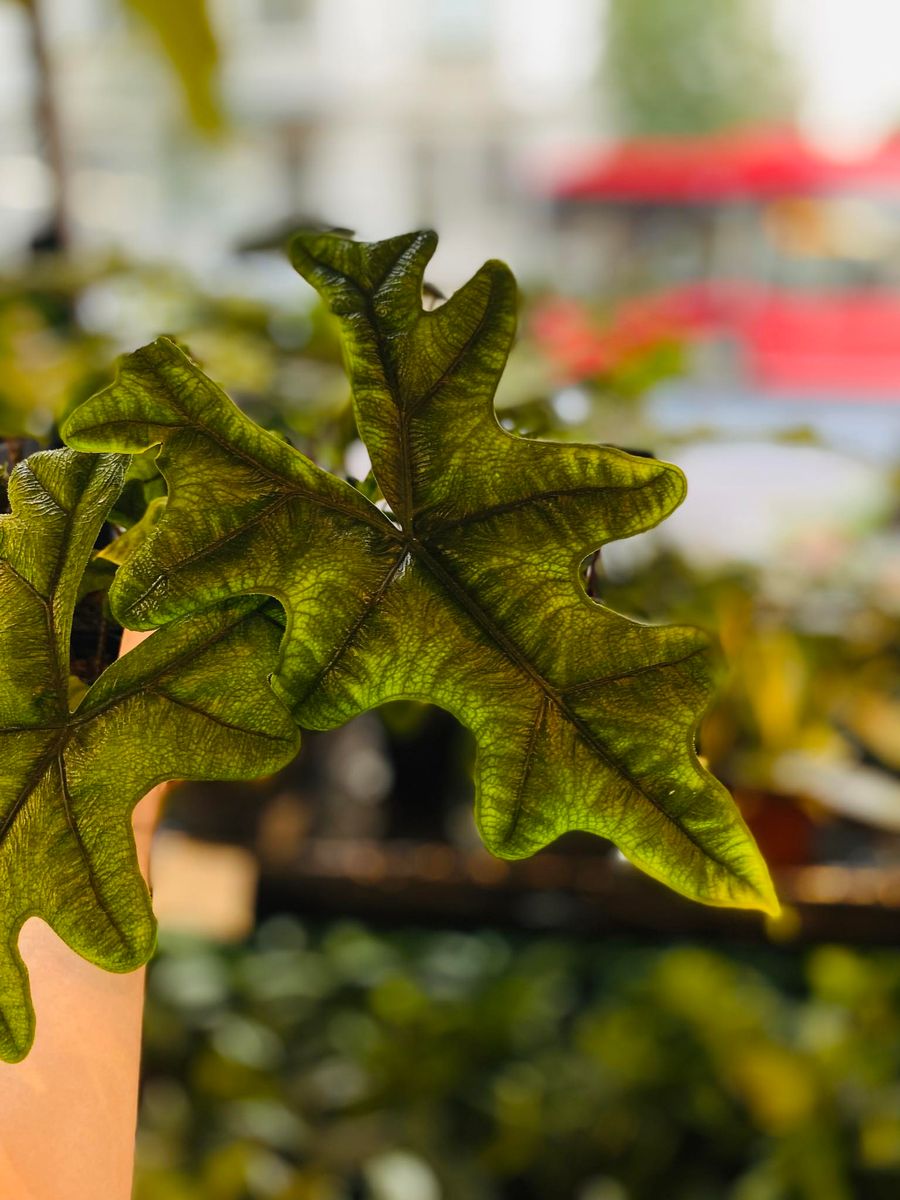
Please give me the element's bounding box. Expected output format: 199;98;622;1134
64;231;777;918
0;449;297;1060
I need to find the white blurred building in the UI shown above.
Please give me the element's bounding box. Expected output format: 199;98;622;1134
0;0;604;284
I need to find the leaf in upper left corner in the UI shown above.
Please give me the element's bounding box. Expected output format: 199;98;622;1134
0;448;297;1062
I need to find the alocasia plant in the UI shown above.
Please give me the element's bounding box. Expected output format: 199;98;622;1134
61;230;777;927
0;229;778;1063
0;449;297;1061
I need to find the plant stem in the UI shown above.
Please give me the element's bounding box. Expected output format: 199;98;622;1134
22;0;71;253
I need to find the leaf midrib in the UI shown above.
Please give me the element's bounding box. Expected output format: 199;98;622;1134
117;488;402;623
2;458;101;722
154;346;394;536
424;475;676;536
290;549;410;710
0;735;66;845
284;524;737;881
70;356;393;540
56;752;133;951
413;540;741;875
292;250;745;884
0;607;281;849
304;236;498;533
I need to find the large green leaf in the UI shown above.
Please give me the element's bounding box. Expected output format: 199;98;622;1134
63;231;777;916
0;449;297;1061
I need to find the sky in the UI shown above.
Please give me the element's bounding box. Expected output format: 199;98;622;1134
777;0;900;149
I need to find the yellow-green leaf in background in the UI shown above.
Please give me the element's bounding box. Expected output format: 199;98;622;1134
122;0;222;134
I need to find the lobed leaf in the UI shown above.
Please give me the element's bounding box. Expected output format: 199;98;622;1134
64;231;778;918
0;449;297;1061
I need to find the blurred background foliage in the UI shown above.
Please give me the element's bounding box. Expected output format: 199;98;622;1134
605;0;796;137
2;0;900;1197
135;921;900;1200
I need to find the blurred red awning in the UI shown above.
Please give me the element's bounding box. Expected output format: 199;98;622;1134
551;129;900;202
534;283;900;396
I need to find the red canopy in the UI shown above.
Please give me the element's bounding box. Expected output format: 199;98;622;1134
552;129;900;203
533;283;900;396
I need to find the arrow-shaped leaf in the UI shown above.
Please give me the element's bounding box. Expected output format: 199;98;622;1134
0;449;297;1061
63;231;777;917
